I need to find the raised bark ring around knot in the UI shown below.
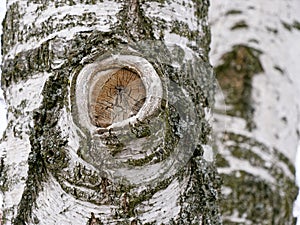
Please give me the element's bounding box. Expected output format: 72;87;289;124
75;55;163;134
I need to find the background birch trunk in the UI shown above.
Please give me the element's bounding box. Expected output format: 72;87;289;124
209;1;299;224
0;0;222;224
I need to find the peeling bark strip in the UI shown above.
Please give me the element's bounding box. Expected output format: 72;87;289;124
0;0;221;224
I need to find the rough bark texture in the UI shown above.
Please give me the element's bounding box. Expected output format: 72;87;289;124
209;1;299;224
0;0;221;224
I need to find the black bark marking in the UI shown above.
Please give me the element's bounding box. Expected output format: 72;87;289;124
15;74;69;224
117;0;155;41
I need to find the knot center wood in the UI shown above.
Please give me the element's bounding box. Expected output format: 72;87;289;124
90;68;146;127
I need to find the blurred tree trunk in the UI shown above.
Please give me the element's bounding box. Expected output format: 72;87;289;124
0;0;222;224
209;1;299;224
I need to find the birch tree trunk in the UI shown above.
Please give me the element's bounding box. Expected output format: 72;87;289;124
0;0;222;224
209;1;299;224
